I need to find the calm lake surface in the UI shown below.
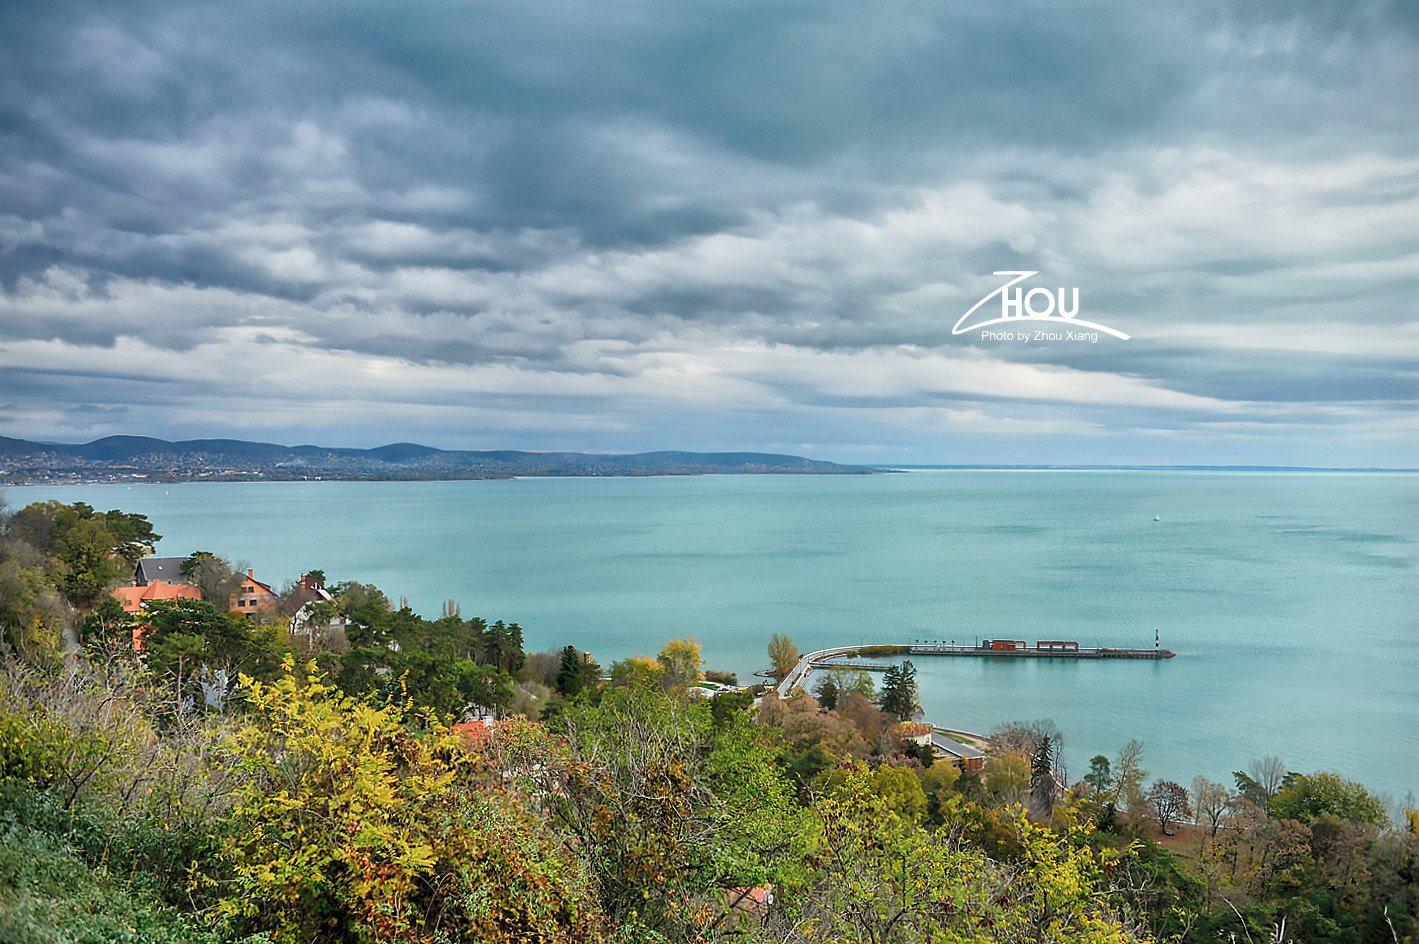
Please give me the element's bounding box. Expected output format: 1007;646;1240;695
10;471;1417;801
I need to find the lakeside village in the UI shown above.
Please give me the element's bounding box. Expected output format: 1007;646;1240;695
108;552;995;770
2;499;1417;944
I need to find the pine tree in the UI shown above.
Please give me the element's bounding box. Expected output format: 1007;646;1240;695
877;660;918;721
1031;734;1057;819
556;645;586;698
483;620;526;674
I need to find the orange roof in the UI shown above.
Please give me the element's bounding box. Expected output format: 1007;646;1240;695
239;569;275;593
111;580;202;613
895;722;934;737
730;885;774;913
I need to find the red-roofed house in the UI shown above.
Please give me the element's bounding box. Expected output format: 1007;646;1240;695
288;573;342;639
111;580;202;613
110;580;202;649
228;570;278;616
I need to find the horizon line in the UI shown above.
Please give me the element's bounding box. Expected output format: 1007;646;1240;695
879;464;1418;473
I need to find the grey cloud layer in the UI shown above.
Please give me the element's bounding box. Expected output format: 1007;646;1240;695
1;0;1415;464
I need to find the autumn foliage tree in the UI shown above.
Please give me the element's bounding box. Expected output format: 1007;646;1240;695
7;501;158;609
657;637;703;688
1;499;158;657
772;764;1147;943
215;659;605;944
768;633;799;681
1146;779;1190;834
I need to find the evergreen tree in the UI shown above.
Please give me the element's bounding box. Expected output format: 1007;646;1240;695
1030;734;1057;819
81;596;135;649
876;660;918;721
482;620;526;674
1083;754;1112;794
814;674;840;711
556;645;587;698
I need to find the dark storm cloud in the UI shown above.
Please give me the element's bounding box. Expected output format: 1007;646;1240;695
1;0;1416;464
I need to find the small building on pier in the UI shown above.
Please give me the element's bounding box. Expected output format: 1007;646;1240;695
986;639;1027;652
1035;640;1079;653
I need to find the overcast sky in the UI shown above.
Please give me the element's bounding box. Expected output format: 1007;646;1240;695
1;0;1416;466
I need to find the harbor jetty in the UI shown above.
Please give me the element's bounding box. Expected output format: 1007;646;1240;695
910;639;1175;661
775;638;1173;697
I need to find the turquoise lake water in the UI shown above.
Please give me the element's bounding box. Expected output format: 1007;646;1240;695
9;471;1417;802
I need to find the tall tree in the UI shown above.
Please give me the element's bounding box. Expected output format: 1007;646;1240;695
181;551;241;604
81;595;136;649
817;668;875;700
1030;734;1058;819
483;620;526;674
1190;775;1231;838
987;751;1031;806
656;637;702;688
1084;754;1113;794
1111;739;1148;810
11;501;159;609
813;673;839;711
1268;771;1388;826
335;582;394;648
1248;754;1289;798
555;645;598;698
876;659;919;722
1147;779;1191;834
1232;769;1270;808
143;598;286;709
0;533;69;658
767;633;799;680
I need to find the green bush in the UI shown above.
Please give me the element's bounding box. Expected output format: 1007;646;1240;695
0;780;224;908
0;814;219;944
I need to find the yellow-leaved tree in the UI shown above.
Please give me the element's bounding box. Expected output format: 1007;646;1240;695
768;633;800;681
657;637;703;687
213;658;605;944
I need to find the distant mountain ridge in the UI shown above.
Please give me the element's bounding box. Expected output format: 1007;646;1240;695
0;435;871;484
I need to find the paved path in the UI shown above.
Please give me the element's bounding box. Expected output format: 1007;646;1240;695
775;644;892;698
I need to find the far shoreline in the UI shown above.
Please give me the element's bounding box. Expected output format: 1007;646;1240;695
8;464;1417;488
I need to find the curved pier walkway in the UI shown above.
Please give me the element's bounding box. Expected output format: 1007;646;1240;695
776;646;864;698
775;640;1173;697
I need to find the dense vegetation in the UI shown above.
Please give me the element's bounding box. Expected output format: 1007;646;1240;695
1;498;1415;943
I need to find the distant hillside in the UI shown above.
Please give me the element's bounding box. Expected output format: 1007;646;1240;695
0;436;872;484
